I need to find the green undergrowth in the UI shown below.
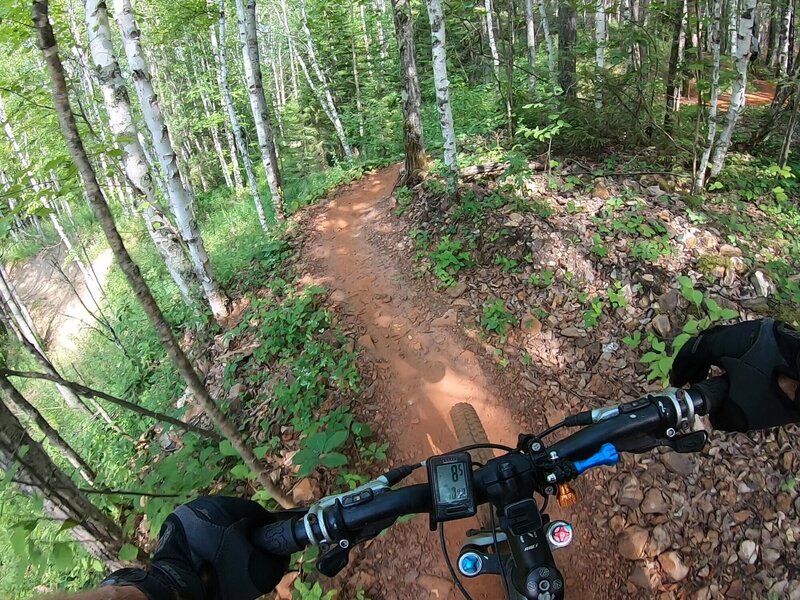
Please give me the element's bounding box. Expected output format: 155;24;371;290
0;166;383;597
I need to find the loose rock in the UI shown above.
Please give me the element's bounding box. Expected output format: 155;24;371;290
738;539;758;564
445;281;468;298
659;551;690;582
641;488;668;514
432;309;458;327
560;326;585;338
618;526;649;560
652;314;671;338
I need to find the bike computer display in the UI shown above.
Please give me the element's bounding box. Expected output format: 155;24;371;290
427;452;476;523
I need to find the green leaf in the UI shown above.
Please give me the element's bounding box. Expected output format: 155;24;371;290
253;446;269;460
320;452;348;468
219;440;238;457
640;352;661;363
57;518;80;533
704;298;720;313
720;309;739;320
10;527;28;557
231;464;250;479
652;339;666;352
323;429;349;453
119;543;139;561
52;542;73;571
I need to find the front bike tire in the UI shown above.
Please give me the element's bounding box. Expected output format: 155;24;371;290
450;402;494;529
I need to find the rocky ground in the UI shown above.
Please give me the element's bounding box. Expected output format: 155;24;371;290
386;164;800;598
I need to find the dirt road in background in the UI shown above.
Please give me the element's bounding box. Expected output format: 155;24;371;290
299;165;613;599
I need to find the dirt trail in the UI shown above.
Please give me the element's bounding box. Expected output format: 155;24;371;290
8;247;113;356
682;78;776;111
300;165;599;599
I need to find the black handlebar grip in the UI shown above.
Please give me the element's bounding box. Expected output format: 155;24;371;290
691;376;729;416
252;518;303;556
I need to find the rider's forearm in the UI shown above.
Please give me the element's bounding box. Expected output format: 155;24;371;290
52;587;148;600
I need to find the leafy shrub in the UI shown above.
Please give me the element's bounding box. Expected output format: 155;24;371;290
481;299;518;339
430;236;472;288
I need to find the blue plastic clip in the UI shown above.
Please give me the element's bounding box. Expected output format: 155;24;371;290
573;443;620;475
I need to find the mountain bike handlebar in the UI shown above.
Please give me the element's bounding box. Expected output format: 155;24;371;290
252;379;728;597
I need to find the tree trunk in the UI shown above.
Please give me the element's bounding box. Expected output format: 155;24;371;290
559;1;578;99
113;0;229;322
1;367;219;441
779;84;800;166
84;0;199;308
391;0;427;186
694;0;723;191
539;0;558;84
213;0;269;231
777;0;794;73
595;0;607;109
524;0;538;93
360;3;376;81
0;366;126;567
710;0;758;177
234;0;285;223
0;374;95;484
425;0;458;182
485;0;501;82
665;0;686;130
298;0;355;161
34;0;292;509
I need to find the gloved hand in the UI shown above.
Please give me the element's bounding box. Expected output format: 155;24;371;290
101;496;289;600
670;317;800;432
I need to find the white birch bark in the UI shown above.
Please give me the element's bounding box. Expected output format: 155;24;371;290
234;0;284;223
595;0;607;109
425;0;458;179
375;0;390;60
113;0;229;321
298;0;354;161
694;0;723;191
283;0;300;102
204;49;243;191
524;0;538;93
710;0;758;177
777;0;792;74
84;0;198;307
360;3;376;80
729;0;739;55
485;0;501;81
539;0;557;84
214;0;271;232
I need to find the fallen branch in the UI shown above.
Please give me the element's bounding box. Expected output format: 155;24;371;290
0;368;220;441
459;160;546;179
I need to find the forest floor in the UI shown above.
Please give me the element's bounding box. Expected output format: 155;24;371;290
291;163;800;599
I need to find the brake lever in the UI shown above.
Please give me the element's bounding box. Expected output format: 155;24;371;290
316;516;397;576
614;430;708;454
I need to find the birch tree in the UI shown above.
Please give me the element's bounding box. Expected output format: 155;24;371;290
0;391;128;567
425;0;458;181
0;374;95;484
484;0;501;82
34;0;293;509
524;0;537;93
113;0;229;322
710;0;758;178
665;0;687;131
539;0;558;84
298;0;355;161
212;0;268;231
234;0;285;223
391;0;426;185
595;0;608;109
695;0;723;191
84;0;199;307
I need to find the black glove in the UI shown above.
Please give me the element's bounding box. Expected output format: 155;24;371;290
101;496;289;600
670;318;800;432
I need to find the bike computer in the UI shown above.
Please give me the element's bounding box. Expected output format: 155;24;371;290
427;452;476;525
